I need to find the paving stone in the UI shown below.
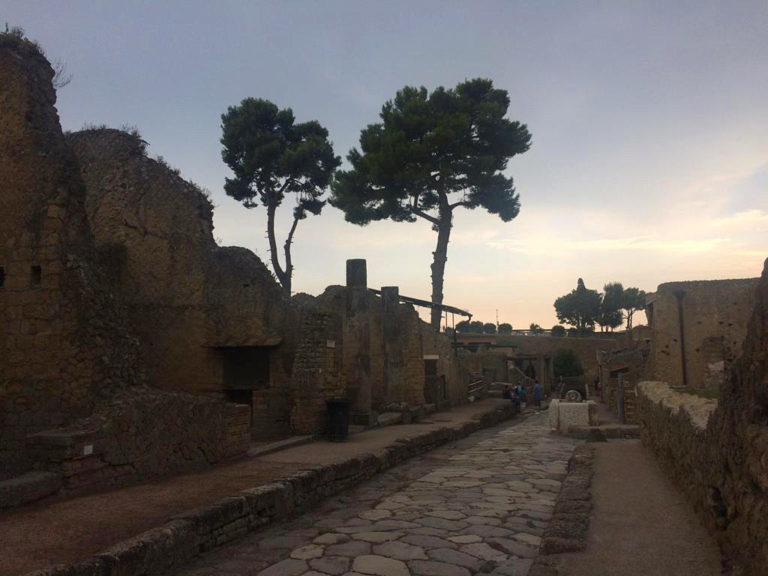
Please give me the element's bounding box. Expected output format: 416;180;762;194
401;534;458;550
351;554;410;576
290;544;324;560
373;540;428;561
326;540;372;557
373;520;421;530
489;538;538;558
260;536;310;550
459;542;508;561
314;533;351;545
408;559;472;576
351;531;404;543
426;547;484;570
416;517;468;531
360;509;392;521
464;515;502;526
513;533;541;547
425;509;466;520
309;555;350;575
460;525;513;538
447;534;482;544
256;558;308;576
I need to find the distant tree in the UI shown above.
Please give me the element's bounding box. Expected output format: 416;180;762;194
483;322;497;334
529;323;544;334
455;319;472;333
598;282;624;332
553;349;584;379
622;287;646;330
330;78;531;329
221;98;341;297
498;322;513;334
469;320;485;333
554;279;601;333
551;325;566;337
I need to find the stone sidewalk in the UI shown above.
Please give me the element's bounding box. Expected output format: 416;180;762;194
173;412;579;576
3;399;516;576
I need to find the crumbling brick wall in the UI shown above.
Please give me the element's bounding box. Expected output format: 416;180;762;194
67;128;297;440
646;278;759;388
638;259;768;574
0;39;254;497
0;38;141;472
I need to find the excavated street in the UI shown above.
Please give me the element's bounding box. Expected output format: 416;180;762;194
173;412;578;576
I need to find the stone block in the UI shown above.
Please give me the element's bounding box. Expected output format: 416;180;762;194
0;471;62;508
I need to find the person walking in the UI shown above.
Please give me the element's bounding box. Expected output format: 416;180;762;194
533;379;543;409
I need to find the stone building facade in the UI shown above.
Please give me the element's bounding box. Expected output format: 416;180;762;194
646;278;759;388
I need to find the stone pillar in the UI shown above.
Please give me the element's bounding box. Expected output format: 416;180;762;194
381;287;401;403
344;259;372;423
382;286;399;314
346;259;367;290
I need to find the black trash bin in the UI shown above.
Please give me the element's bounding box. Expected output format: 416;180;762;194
326;398;350;442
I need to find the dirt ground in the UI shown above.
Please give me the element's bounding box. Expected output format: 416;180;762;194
549;440;722;576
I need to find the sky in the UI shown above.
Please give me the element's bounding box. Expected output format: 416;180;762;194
4;1;767;329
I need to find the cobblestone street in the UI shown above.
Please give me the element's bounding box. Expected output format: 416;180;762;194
173;413;580;576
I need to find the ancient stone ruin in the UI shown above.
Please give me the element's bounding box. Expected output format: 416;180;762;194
636;262;768;574
0;38;482;505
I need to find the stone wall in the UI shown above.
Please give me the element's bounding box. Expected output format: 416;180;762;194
0;38;141;472
67;128;297;439
0;38;253;498
457;334;620;388
27;388;252;494
637;259;768;575
646;278;759;388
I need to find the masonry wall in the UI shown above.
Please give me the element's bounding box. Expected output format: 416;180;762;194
646;278;759;388
474;334;619;384
0;39;141;472
313;286;428;414
68;129;295;438
637;259;768;575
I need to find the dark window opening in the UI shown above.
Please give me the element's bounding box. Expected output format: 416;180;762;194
0;266;5;288
220;346;270;390
30;265;42;287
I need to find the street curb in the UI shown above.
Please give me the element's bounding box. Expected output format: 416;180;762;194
27;402;518;576
529;444;596;576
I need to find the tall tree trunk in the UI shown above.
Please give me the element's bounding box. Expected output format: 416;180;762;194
282;214;301;299
266;200;290;297
429;198;452;330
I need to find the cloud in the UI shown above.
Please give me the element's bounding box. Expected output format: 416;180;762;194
488;235;732;255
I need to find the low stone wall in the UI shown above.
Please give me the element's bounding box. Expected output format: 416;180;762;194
636;381;764;573
24;388;251;500
26;402;517;576
636;382;718;516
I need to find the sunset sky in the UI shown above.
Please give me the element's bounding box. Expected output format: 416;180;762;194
6;1;767;328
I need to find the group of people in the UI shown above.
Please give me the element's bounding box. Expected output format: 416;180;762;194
503;380;543;410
